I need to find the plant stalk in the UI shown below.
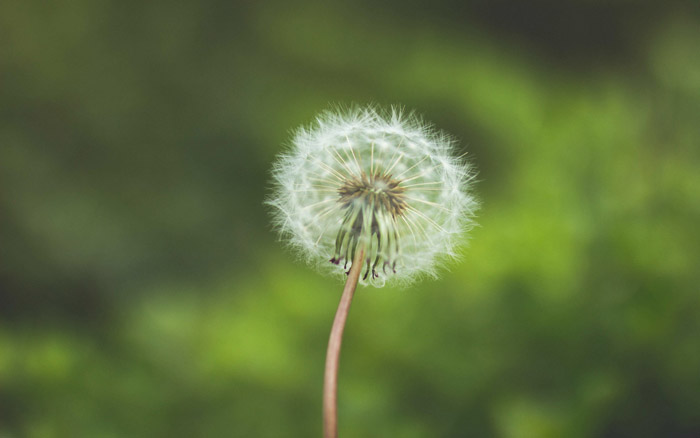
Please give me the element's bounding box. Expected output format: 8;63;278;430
323;247;365;438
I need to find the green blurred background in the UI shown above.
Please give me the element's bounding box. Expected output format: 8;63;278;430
2;1;700;437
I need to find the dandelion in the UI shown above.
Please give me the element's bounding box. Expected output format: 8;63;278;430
269;106;477;286
267;106;477;437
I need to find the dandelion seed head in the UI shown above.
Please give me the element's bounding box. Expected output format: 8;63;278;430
268;106;478;286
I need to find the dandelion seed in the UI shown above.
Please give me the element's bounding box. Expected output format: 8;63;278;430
268;105;478;286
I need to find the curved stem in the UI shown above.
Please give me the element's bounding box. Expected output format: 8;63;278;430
323;247;365;438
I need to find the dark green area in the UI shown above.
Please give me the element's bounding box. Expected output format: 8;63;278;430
2;1;699;437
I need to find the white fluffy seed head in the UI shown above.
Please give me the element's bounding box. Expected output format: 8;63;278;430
268;106;478;287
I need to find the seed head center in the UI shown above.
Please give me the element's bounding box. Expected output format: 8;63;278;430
338;172;407;218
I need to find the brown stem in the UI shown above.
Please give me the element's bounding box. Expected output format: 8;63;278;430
323;247;365;438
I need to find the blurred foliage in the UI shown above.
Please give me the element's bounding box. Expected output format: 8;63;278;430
1;1;700;437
